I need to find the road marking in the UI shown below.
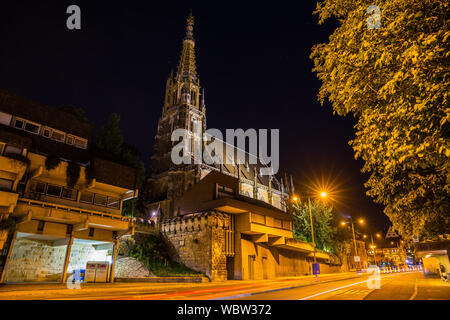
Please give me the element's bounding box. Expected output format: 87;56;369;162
299;272;414;300
409;279;418;300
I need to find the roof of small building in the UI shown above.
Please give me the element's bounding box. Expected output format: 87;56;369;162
0;90;94;140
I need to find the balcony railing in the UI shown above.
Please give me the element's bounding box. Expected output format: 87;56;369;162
17;198;132;222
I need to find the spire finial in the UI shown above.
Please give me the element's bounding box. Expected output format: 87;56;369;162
186;11;194;40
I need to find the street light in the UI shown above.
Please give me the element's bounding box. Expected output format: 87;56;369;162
292;190;328;281
340;216;364;272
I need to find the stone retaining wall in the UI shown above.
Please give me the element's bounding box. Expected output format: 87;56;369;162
161;211;231;281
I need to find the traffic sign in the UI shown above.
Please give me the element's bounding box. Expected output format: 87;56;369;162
312;263;320;275
385;226;399;238
354;256;360;262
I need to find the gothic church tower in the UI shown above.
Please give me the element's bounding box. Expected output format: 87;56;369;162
147;13;207;216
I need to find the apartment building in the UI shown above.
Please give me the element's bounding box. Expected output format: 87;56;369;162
0;90;139;283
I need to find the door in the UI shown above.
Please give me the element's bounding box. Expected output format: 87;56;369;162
226;257;234;280
248;255;255;280
262;257;268;279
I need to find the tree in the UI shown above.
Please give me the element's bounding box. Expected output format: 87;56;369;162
95;113;147;216
59;105;89;122
292;199;334;252
96;113;123;156
310;0;449;239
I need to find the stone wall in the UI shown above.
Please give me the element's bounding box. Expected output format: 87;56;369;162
161;211;231;281
115;257;153;278
5;238;66;282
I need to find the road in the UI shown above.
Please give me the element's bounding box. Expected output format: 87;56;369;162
233;271;449;300
0;271;448;300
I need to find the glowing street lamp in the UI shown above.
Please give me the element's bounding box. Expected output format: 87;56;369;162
292;190;328;281
340;216;365;272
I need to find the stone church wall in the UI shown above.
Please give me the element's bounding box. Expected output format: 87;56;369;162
161;211;231;281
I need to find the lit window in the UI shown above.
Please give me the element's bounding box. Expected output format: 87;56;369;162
66;136;74;145
80;191;94;204
46;184;62;197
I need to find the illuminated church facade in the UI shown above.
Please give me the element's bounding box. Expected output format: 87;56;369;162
143;13;345;281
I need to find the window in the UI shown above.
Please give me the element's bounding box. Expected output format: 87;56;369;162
14;118;24;129
94;194;108;206
73;137;87;149
35;182;46;193
66;136;74;145
0;112;12;126
42;127;51;138
0;178;14;191
217;184;234;199
61;187;77;201
4;145;23;156
107;197;121;209
24;121;40;134
51;129;65;142
67;135;87;149
80;191;94;204
46;184;62;197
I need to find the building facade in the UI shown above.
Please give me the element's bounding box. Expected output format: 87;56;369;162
0;91;139;283
144;14;346;281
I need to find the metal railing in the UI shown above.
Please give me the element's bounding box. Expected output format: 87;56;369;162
17;198;132;222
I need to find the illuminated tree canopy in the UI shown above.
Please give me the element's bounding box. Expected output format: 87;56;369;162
311;0;449;238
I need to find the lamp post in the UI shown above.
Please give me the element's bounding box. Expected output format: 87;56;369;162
292;191;327;281
341;216;364;272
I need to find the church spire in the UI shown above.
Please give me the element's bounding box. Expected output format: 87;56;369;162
177;11;197;81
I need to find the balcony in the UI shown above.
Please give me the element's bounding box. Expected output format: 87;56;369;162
13;198;133;231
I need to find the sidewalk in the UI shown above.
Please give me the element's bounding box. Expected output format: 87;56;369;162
0;271;363;300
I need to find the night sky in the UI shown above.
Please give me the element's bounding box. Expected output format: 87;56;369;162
0;1;391;234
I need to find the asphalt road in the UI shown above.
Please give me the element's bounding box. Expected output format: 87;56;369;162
0;271;448;300
232;271;450;300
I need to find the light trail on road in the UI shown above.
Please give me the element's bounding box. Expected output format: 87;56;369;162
298;272;421;300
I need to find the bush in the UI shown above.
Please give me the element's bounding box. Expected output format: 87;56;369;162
66;161;81;188
45;154;61;171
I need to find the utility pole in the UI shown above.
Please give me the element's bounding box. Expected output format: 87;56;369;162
349;217;360;271
308;196;318;281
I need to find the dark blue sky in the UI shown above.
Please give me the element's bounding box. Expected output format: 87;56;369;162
0;1;391;233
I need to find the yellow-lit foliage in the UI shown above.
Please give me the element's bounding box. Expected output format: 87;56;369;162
311;0;449;238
